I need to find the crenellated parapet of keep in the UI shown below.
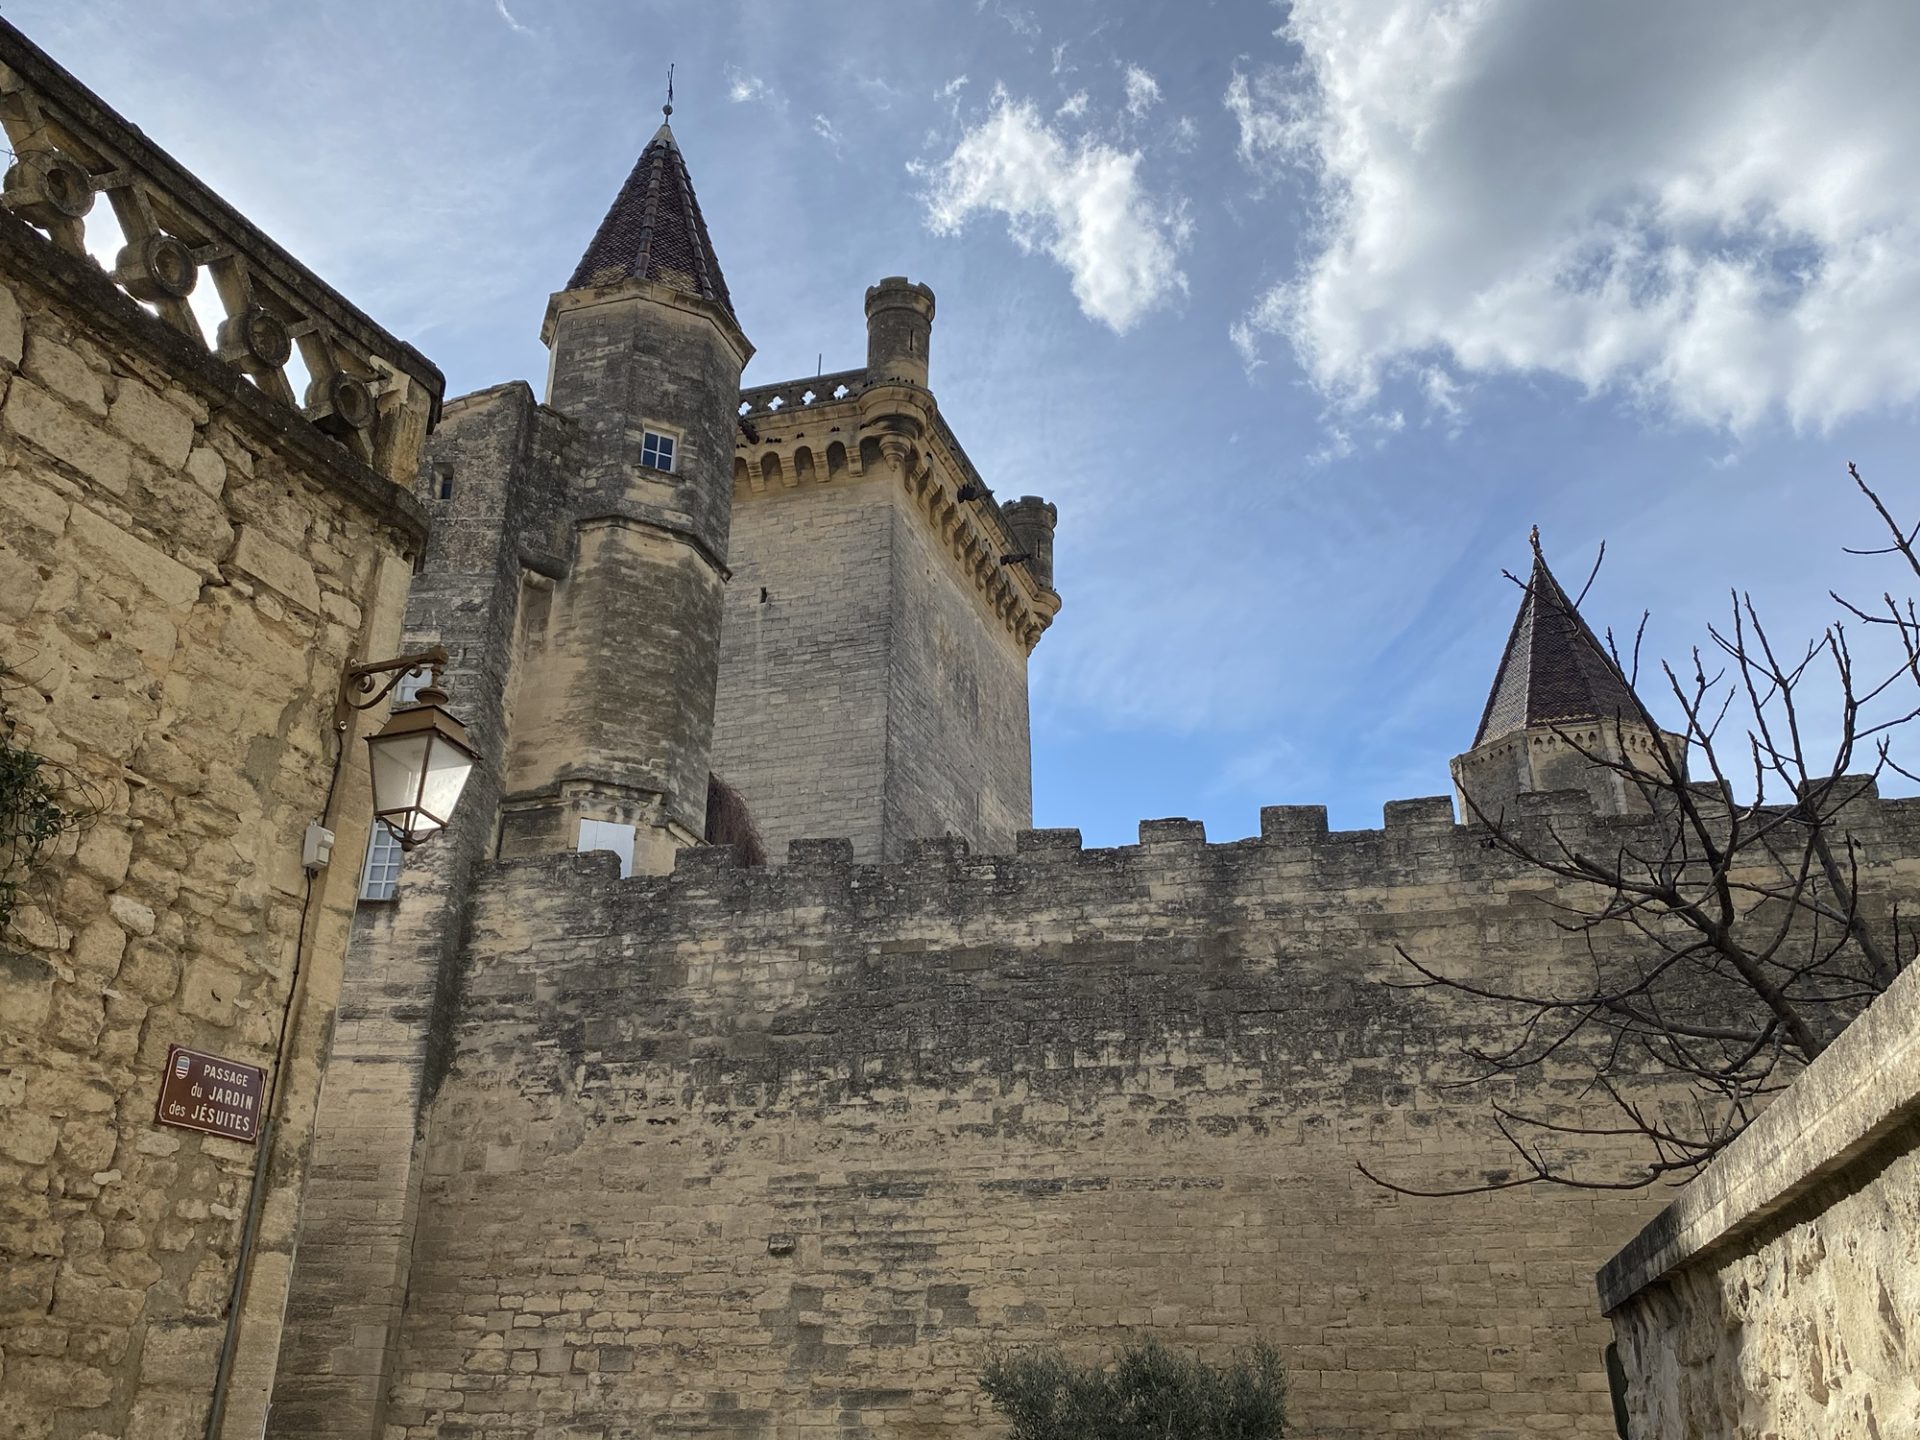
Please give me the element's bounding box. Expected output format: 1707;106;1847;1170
732;363;1060;650
0;18;442;485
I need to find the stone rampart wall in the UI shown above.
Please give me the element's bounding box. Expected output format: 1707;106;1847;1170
1600;934;1920;1439
0;213;427;1439
366;792;1920;1440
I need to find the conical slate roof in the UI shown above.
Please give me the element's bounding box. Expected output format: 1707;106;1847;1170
567;114;734;316
1471;537;1645;749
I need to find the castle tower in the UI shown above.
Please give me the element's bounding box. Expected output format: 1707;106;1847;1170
499;108;754;873
712;278;1062;863
1451;534;1686;819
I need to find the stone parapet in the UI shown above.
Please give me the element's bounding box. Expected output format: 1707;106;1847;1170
456;781;1920;921
732;371;1056;652
0;18;443;485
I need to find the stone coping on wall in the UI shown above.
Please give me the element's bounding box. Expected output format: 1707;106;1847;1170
1596;948;1920;1315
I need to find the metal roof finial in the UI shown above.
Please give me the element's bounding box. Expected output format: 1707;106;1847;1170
664;63;674;119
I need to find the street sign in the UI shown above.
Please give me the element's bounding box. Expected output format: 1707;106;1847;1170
153;1045;266;1143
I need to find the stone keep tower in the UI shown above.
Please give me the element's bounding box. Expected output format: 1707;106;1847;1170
1452;536;1686;818
501;110;754;873
712;277;1062;863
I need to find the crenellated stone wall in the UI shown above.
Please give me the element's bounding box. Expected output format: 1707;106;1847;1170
354;788;1920;1440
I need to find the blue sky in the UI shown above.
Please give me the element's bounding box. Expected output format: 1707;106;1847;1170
28;0;1920;844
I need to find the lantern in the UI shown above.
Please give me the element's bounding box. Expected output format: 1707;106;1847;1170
364;700;475;849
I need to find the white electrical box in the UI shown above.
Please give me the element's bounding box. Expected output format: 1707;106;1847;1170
302;822;336;873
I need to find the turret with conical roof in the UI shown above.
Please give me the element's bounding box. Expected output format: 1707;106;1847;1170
567;113;735;311
497;107;754;872
1451;532;1686;819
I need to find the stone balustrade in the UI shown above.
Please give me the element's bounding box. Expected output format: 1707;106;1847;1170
736;366;867;417
0;18;442;485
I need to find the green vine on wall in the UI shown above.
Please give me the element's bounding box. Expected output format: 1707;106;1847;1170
1;665;82;936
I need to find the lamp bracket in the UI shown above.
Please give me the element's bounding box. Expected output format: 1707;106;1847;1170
335;643;452;729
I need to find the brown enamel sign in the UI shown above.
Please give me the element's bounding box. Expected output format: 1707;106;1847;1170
154;1045;265;1143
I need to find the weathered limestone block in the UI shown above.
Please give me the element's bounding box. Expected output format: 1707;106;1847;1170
108;380;196;468
228;525;322;614
23;331;108;414
5;377;134;492
65;504;202;609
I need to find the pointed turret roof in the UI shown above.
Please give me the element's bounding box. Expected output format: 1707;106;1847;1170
567;109;734;317
1471;533;1645;748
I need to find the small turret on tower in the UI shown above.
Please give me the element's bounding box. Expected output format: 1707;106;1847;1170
865;276;935;387
1002;496;1059;596
1451;534;1686;820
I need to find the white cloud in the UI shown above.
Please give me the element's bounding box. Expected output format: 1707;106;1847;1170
938;75;970;101
727;67;773;104
1123;65;1160;120
812;114;843;151
1228;318;1264;375
920;93;1188;333
493;0;531;35
1057;91;1089;121
1233;0;1920;431
976;0;1040;39
1222;67;1294;170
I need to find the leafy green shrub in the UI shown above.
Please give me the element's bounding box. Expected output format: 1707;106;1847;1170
981;1337;1286;1440
0;714;68;935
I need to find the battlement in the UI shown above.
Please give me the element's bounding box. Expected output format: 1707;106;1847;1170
731;371;1056;651
512;776;1920;916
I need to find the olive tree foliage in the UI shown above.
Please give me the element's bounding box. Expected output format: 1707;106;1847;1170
980;1338;1286;1440
1364;465;1917;1195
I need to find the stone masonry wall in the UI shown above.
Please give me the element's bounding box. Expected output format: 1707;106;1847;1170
712;466;1033;865
882;483;1031;857
0;217;425;1439
362;793;1912;1440
713;478;897;865
1601;931;1920;1439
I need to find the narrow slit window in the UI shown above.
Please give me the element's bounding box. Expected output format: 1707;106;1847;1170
436;467;455;500
641;429;676;473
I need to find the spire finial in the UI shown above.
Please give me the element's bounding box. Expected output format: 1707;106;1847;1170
664;63;674;119
1528;523;1542;557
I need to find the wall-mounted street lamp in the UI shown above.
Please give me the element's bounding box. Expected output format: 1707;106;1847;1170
335;643;476;849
